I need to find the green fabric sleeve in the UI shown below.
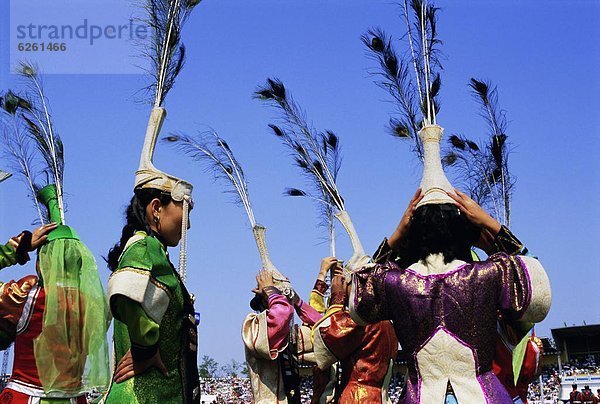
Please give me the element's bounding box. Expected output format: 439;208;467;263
0;243;18;270
112;295;160;347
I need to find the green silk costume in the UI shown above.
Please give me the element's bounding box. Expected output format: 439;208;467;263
0;243;20;350
0;243;18;269
106;231;199;403
0;184;109;402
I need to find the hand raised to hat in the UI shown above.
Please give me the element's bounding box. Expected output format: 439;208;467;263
449;189;501;235
10;223;58;251
7;223;58;265
388;188;424;249
318;257;338;282
29;223;58;251
255;269;278;298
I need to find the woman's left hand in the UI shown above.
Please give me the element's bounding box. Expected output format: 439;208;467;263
113;348;168;383
449;189;501;235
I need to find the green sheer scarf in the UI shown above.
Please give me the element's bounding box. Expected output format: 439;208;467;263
34;238;110;396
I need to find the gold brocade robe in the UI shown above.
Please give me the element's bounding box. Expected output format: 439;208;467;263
313;305;397;403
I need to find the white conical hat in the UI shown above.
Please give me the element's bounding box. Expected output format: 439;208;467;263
135;107;194;283
416;125;455;207
135;107;193;202
0;171;10;184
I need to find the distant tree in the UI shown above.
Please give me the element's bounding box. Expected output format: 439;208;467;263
221;359;245;378
198;355;219;379
240;363;249;378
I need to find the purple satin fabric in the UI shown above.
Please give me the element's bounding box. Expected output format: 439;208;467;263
352;253;532;403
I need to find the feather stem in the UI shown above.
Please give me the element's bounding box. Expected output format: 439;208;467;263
155;0;182;107
329;219;336;257
29;75;64;224
210;131;257;226
403;0;424;108
4;117;45;224
420;1;432;126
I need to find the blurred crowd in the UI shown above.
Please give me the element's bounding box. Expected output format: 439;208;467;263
198;359;600;403
199;374;405;403
527;357;600;404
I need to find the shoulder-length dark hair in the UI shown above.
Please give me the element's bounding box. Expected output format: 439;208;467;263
405;203;480;264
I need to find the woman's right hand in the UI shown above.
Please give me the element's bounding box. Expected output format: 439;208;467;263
113;348;168;383
318;257;338;281
255;269;275;296
30;223;58;250
388;188;424;249
8;223;58;251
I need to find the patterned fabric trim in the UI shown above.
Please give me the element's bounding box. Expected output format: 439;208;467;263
493;226;528;256
372;238;396;264
348;279;367;326
16;286;39;335
312;279;329;296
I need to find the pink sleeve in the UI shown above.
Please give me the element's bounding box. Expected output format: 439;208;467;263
266;293;294;351
294;298;322;327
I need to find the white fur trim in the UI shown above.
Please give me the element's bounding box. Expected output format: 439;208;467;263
408;256;466;276
519;256;551;323
108;269;170;324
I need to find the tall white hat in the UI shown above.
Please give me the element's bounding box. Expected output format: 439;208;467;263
135;106;194;283
416;125;455;207
135;107;193;202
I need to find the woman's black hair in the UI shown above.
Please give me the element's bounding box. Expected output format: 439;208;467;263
106;188;172;271
405;203;480;264
250;294;266;312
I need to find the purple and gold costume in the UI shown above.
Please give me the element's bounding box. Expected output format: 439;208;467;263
350;245;551;403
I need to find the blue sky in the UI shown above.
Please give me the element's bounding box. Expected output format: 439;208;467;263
1;0;599;366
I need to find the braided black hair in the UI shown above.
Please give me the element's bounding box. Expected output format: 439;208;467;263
106;188;172;271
